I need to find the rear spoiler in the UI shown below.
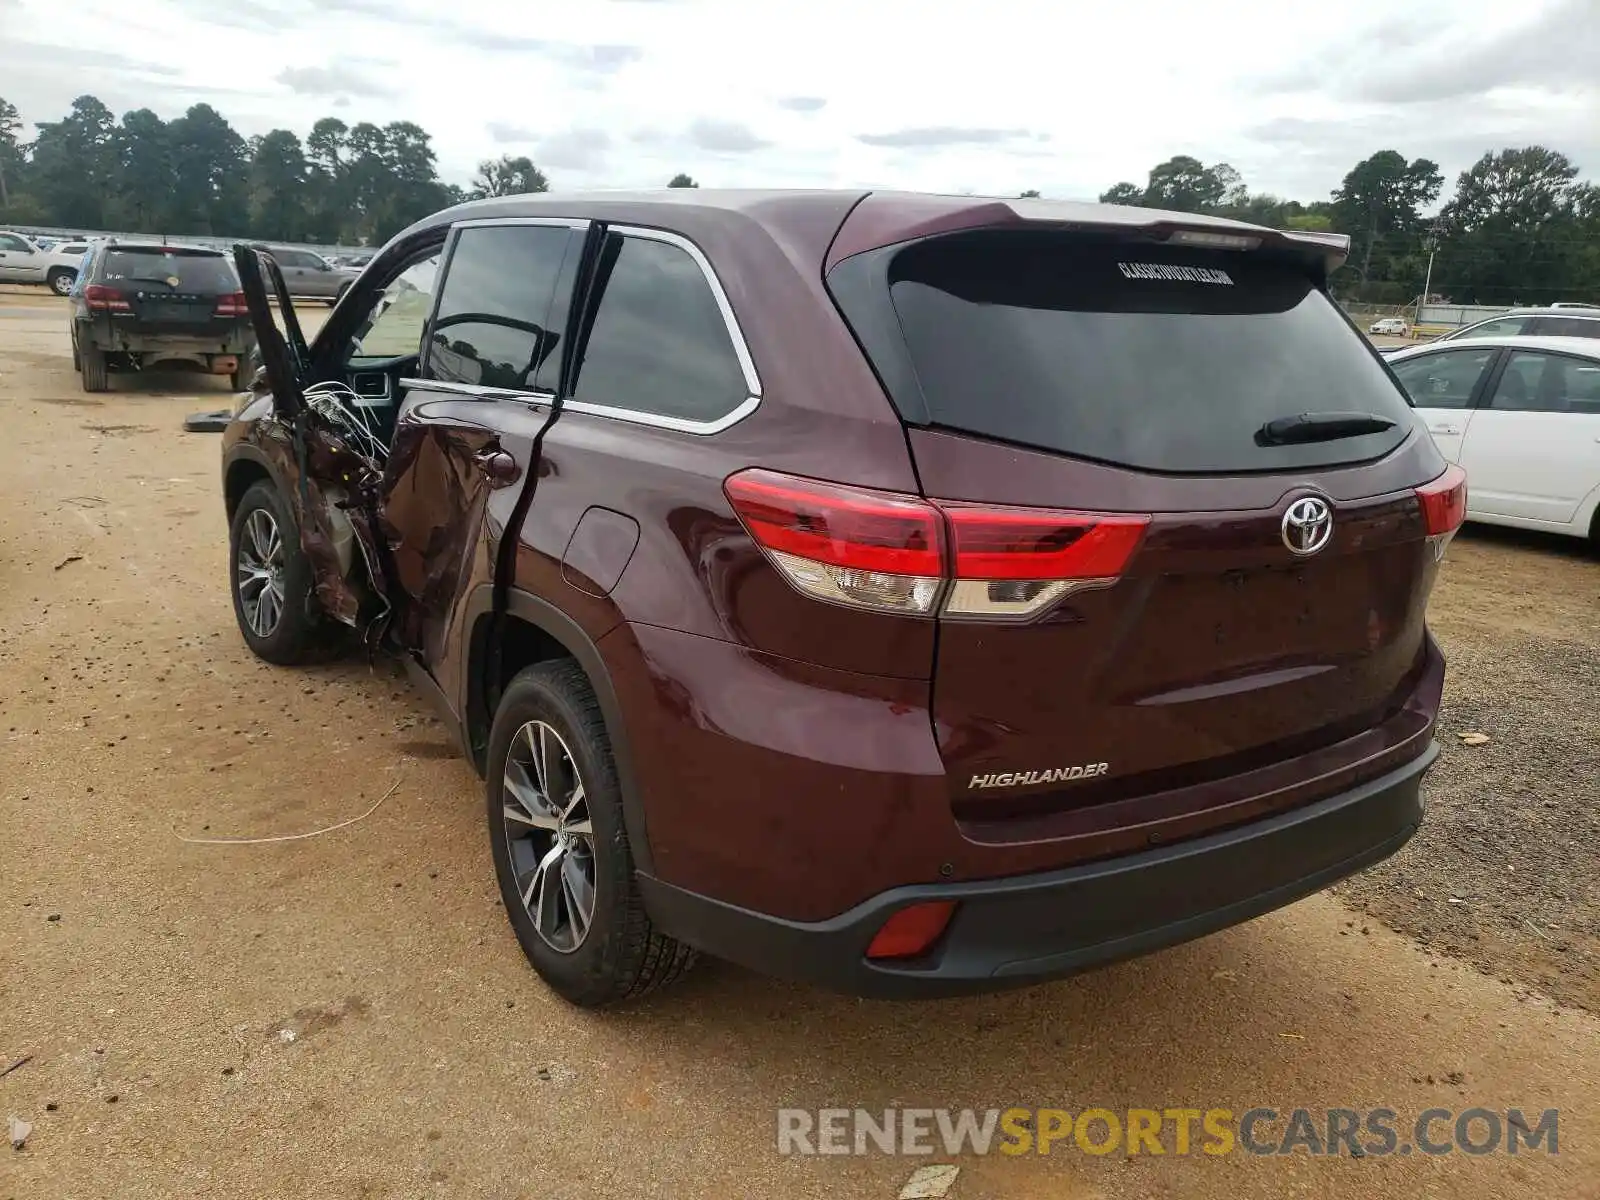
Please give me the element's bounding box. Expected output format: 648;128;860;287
828;193;1353;274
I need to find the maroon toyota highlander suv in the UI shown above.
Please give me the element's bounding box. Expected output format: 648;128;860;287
220;190;1465;1006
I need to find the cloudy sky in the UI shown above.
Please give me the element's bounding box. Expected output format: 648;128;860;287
2;0;1596;201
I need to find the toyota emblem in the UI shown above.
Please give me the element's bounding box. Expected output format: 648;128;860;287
1281;496;1333;556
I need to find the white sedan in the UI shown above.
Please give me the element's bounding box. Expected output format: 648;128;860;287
1369;317;1409;335
1388;335;1600;545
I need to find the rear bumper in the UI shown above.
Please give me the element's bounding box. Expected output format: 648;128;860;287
638;743;1435;998
81;318;254;355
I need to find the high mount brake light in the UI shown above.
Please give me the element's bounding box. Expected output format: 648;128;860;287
1165;229;1261;251
1416;463;1467;558
723;469;1150;621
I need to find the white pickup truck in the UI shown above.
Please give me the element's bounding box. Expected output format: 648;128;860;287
0;230;92;295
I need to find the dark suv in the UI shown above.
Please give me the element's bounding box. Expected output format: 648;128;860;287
71;241;255;392
221;191;1465;1006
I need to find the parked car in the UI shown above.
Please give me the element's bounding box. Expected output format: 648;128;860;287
1390;335;1600;545
70;241;256;392
249;244;360;304
0;229;92;294
1369;317;1409;335
222;191;1463;1006
1377;307;1600;355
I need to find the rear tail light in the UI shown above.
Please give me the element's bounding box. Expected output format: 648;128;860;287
82;284;129;312
214;291;248;317
865;901;956;960
724;469;1150;621
1416;463;1467;558
940;503;1150;618
722;471;944;615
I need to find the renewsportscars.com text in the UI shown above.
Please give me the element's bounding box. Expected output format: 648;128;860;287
776;1106;1558;1158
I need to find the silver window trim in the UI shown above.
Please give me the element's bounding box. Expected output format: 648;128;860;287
415;217;762;436
563;393;760;434
400;377;554;406
451;216;589;231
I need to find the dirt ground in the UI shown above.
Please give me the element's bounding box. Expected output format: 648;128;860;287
2;286;1598;1200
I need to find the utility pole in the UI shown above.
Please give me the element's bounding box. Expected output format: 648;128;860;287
1415;220;1445;333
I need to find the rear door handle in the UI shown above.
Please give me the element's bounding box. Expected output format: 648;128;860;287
1428;423;1460;435
473;447;522;488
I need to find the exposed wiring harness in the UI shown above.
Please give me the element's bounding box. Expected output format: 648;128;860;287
304;379;389;464
298;379;393;645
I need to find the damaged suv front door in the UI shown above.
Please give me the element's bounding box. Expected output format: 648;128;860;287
380;218;586;715
229;221;587;732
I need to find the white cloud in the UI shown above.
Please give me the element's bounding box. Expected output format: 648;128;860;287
1;0;1594;200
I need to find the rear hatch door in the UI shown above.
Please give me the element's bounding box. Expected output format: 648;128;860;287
98;246;242;335
830;223;1453;825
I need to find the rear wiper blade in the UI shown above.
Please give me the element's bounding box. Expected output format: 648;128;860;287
1255;411;1398;446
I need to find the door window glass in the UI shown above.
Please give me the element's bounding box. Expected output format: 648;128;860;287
350;253;442;362
1390;348;1497;410
570;234;749;422
1489;351;1600;414
0;233;30;252
425;225;573;391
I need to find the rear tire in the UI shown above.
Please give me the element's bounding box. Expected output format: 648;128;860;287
228;480;340;665
487;661;697;1007
80;344;109;393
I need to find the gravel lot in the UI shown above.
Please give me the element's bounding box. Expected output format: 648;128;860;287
2;287;1597;1200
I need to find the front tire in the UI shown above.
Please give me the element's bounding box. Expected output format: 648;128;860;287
80;344;108;393
48;269;75;296
487;661;696;1007
228;480;337;665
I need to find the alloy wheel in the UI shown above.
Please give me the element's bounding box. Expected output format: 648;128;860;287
501;720;597;953
236;507;286;638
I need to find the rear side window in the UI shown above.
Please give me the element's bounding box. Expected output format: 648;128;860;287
1488;351;1600;413
100;249;237;291
878;232;1415;473
571;234;749;424
425;225;574;392
1536;317;1600;339
1451;316;1529;339
269;248;319;269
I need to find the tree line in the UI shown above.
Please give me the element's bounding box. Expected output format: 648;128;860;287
1087;150;1600;306
1;93;1595;304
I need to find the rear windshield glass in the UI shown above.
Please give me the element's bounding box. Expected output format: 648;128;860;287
101;249;237;292
884;232;1414;473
